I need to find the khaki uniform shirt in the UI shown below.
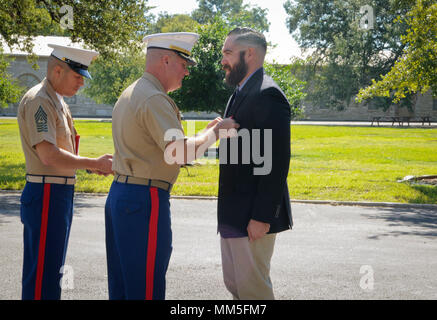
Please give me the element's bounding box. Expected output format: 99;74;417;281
112;72;184;185
17;78;77;177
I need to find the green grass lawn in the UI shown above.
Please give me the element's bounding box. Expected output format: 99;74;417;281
1;119;436;203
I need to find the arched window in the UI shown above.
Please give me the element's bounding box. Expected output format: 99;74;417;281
17;73;77;104
17;73;40;90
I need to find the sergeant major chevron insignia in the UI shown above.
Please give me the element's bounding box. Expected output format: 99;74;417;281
34;106;48;132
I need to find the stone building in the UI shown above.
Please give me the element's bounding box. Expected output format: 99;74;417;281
1;36;113;117
301;92;436;122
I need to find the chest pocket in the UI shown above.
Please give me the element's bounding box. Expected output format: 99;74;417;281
56;116;69;137
55;114;73;151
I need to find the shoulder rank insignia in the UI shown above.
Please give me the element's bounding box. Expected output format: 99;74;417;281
34;105;48;132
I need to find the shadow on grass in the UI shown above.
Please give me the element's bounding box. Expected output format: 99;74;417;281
363;206;437;240
0;162;25;187
408;185;437;204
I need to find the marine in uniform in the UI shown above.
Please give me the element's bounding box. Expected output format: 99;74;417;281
105;32;238;300
17;44;113;300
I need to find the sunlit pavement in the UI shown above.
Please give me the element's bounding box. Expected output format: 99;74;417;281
1;191;436;300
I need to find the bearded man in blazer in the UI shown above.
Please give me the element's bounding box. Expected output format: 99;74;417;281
217;27;293;300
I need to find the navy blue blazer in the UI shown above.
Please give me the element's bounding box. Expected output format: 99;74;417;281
217;68;293;235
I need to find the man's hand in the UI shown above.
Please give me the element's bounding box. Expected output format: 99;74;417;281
206;117;223;130
247;219;270;242
35;141;114;174
213;117;240;138
92;154;113;175
165;117;239;165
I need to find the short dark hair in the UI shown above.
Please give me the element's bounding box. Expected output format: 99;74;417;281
228;27;267;53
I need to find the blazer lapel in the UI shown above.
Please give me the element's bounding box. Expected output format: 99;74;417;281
224;90;237;118
226;68;264;118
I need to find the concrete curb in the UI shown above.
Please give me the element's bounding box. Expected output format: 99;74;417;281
288;199;437;210
1;189;436;210
171;196;437;210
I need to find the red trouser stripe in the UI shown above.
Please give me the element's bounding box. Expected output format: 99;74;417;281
145;187;159;300
34;183;51;300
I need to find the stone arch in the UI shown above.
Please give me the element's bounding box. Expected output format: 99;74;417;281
17;73;40;90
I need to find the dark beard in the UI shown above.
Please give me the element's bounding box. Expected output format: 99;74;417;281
224;51;248;87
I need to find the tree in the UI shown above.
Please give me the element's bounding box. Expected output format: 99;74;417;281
263;62;307;119
172;17;306;117
83;48;146;106
82;16;231;113
0;0;151;108
356;0;437;103
83;13;200;105
169;17;233;115
149;13;200;34
0;0;151;58
83;16;233;114
284;0;412;110
84;16;306;117
191;0;270;32
0;49;23;108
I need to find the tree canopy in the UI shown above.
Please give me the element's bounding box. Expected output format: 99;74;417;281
83;1;288;115
263;62;306;118
356;0;437;103
191;0;270;32
0;0;152;107
148;13;200;34
0;0;151;58
169;17;233;115
284;0;412;110
83;48;146;106
1;0;306;116
0;49;23;108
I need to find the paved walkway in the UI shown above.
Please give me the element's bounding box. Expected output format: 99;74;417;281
1;191;436;300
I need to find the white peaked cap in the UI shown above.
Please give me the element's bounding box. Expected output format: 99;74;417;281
48;43;99;79
143;32;199;65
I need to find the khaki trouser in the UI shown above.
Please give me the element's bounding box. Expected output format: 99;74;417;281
220;234;276;300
